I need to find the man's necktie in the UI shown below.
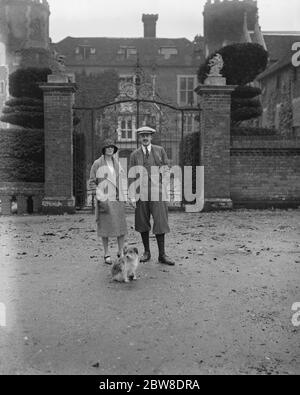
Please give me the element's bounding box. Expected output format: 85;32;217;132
146;148;149;159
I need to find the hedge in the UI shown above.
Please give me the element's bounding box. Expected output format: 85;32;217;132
0;128;44;182
180;131;200;196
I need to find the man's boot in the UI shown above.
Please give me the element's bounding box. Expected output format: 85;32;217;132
156;234;175;266
140;231;151;262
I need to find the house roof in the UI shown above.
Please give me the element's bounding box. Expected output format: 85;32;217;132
255;32;300;80
53;36;203;68
257;50;294;80
261;32;300;62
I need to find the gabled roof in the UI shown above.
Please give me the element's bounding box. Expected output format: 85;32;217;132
54;36;202;67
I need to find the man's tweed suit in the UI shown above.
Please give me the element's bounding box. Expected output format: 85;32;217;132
129;145;170;235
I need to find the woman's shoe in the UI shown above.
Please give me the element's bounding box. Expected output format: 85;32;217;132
104;255;112;265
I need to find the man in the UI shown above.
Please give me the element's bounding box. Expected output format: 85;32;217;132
129;126;175;266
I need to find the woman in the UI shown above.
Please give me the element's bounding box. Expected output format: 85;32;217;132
89;139;127;264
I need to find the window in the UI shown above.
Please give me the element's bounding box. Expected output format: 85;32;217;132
13;51;21;66
117;47;137;59
159;47;178;59
0;43;5;65
74;45;95;60
0;81;5;95
118;116;136;141
177;76;197;106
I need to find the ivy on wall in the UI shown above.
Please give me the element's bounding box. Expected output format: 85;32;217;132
266;72;294;135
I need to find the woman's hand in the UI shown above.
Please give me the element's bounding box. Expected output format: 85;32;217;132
129;199;136;209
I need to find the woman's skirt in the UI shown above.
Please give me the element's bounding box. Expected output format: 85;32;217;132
96;201;127;238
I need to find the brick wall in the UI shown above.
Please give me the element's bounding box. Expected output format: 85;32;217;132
231;134;300;208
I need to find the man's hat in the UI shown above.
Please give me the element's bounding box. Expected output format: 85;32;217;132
136;126;156;135
102;139;118;155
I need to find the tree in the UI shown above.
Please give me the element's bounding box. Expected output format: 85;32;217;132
75;69;120;155
75;69;119;108
198;43;268;126
0;67;52;129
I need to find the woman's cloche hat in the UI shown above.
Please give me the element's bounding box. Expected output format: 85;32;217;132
136;126;156;135
102;139;118;155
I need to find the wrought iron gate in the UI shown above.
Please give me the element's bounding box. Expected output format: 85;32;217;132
73;98;201;209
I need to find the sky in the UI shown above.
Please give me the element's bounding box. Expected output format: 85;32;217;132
48;0;300;43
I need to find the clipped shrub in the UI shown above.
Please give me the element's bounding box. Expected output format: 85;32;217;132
0;112;44;129
198;43;268;126
231;107;263;124
5;97;44;107
8;67;51;99
198;43;268;85
0;128;44;182
0;67;51;129
232;86;262;99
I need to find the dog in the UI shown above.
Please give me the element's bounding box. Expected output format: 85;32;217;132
111;246;139;283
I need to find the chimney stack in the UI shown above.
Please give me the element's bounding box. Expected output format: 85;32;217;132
142;14;159;38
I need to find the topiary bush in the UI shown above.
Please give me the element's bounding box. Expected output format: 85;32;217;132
198;43;268;85
8;67;51;99
0;128;44;182
0;67;51;129
231;86;262;99
198;43;268;126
